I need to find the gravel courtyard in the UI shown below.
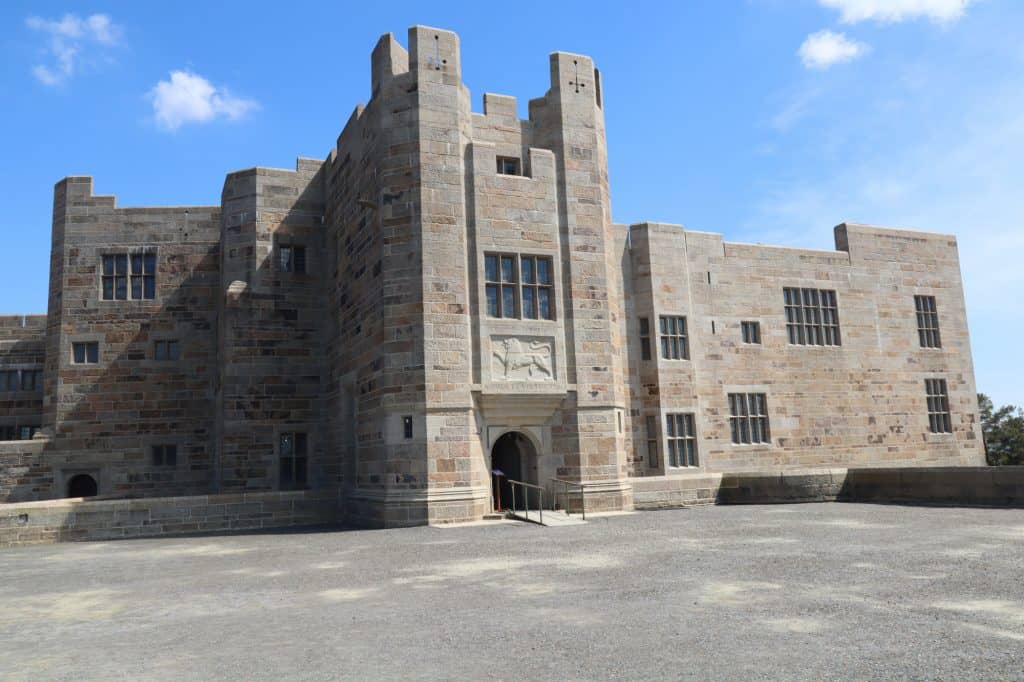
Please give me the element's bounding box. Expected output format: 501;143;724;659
1;503;1022;680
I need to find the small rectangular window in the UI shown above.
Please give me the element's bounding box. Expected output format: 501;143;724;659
639;318;651;361
915;295;941;348
925;378;952;434
666;413;698;467
646;416;659;468
784;287;841;346
728;393;771;445
18;425;39;441
279;431;309;490
403;416;413;439
72;342;99;365
152;444;178;467
659;316;689;360
496;156;521;176
155;340;181;361
741;321;761;344
0;425;15;440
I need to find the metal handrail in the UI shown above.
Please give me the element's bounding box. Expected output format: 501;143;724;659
551;478;586;521
506;478;544;525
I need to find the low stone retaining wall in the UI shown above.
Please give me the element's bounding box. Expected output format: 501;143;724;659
0;489;341;548
633;467;1024;510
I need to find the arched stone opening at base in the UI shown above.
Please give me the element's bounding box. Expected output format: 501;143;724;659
67;474;98;498
490;431;538;512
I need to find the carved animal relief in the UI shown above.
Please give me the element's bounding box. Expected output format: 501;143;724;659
492;337;555;382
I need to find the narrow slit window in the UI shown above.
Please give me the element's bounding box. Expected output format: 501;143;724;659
639;317;652;361
925;378;952;434
279;431;309;490
915;295;941;348
646;416;659;468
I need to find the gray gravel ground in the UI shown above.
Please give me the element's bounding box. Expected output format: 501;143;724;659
1;503;1023;680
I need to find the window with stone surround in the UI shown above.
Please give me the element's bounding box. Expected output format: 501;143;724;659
915;295;942;349
0;425;36;441
666;413;698;467
639;317;652;361
784;287;841;346
154;340;181;361
279;431;309;490
151;444;177;467
659;316;689;360
728;393;771;445
1;369;41;392
102;252;156;301
0;370;16;391
643;413;659;466
20;369;42;391
279;244;307;274
484;253;554;320
741;321;761;345
926;378;952;434
72;342;99;365
496;156;521;176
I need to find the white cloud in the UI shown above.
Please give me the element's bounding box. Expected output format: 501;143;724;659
149;70;259;131
819;0;974;24
798;30;870;70
25;13;122;86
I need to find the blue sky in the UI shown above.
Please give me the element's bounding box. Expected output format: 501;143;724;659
2;0;1021;406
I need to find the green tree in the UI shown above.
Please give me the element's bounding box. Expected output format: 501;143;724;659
978;393;1024;466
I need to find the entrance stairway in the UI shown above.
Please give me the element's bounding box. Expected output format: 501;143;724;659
506;508;586;527
500;477;588;527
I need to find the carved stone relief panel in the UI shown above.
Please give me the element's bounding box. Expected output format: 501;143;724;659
490;336;556;382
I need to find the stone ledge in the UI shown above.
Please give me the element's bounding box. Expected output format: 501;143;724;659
632;467;1024;510
0;488;342;548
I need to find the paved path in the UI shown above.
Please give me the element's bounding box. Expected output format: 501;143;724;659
1;503;1022;680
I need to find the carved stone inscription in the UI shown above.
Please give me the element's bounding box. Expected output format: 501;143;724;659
491;336;556;382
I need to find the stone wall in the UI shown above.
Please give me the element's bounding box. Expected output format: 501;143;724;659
0;489;340;548
632;467;1024;509
626;222;982;475
0;439;50;503
44;178;221;499
218;161;328;493
0;315;45;440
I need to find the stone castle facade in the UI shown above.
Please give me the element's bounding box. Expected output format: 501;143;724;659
0;26;982;526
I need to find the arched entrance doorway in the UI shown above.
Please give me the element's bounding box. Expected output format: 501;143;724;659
490;431;538;511
67;474;98;498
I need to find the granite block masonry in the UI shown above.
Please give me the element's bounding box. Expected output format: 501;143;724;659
0;25;983;527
